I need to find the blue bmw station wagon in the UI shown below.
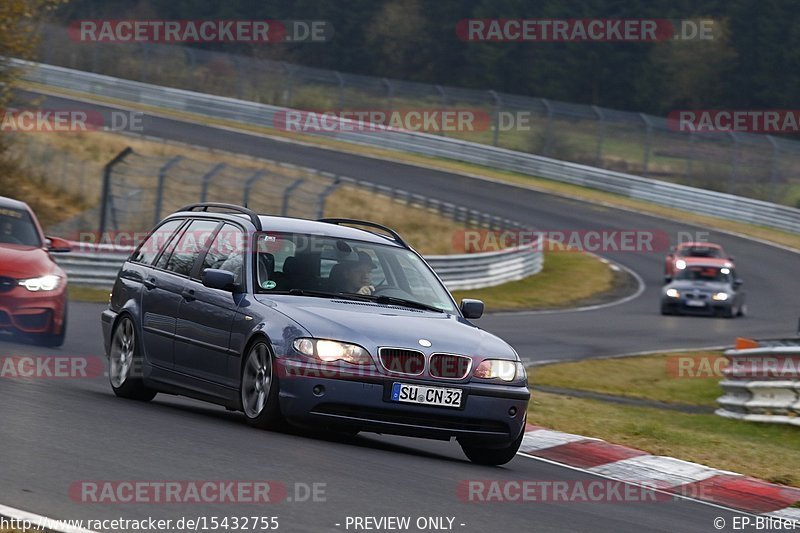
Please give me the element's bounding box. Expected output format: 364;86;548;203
102;204;530;465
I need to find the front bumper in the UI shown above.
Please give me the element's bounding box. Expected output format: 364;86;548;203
662;297;730;315
276;358;530;445
0;285;66;334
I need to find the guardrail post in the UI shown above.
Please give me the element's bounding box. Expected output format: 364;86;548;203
282;178;306;216
243;170;267;206
382;78;394;111
592;105;605;167
316;178;341;218
200;163;227;203
766;135;780;203
489;90;502;147
153;156;184;225
335;71;345;111
98;147;133;236
727;132;740;195
640;113;653;177
436;85;448;137
541;99;554;156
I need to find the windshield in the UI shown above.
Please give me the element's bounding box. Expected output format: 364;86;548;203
678;246;722;258
0;207;41;247
253;232;457;313
675;265;731;283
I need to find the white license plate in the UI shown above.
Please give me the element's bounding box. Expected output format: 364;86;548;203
686;300;707;307
391;382;463;408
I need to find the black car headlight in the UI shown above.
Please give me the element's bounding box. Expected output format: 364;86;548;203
293;338;372;365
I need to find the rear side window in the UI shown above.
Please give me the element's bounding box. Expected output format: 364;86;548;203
202;224;246;283
164;219;219;277
130;219;183;265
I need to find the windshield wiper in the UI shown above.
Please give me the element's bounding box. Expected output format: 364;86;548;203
365;295;444;313
282;288;372;302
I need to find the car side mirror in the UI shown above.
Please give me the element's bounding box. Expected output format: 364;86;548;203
460;299;484;319
728;255;735;262
202;269;236;292
733;278;743;288
46;236;72;253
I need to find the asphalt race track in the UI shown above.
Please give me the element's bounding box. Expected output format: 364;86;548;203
0;90;797;531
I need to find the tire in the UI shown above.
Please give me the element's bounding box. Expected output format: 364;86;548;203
108;316;157;401
240;340;285;430
660;304;671;315
460;427;524;466
37;306;67;347
722;305;735;318
738;303;747;317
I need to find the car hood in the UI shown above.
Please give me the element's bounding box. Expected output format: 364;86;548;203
667;280;730;292
0;244;61;278
257;295;518;359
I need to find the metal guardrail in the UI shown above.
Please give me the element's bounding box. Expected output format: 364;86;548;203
56;240;543;292
716;339;800;426
17;60;800;235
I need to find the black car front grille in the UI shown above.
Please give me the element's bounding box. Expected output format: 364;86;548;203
379;348;425;375
429;353;471;379
0;276;16;293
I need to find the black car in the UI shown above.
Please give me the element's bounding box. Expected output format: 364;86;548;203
101;203;530;465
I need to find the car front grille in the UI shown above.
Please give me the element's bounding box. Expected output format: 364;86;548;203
429;353;471;379
378;348;425;376
685;293;708;300
0;276;16;293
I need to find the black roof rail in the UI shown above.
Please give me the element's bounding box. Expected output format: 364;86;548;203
318;218;409;248
178;203;262;231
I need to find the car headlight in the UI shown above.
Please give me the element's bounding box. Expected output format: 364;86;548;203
18;275;61;292
675;259;686;270
665;288;680;298
712;292;729;301
473;359;524;382
292;338;372;365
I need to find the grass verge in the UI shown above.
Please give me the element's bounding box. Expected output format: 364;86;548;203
452;249;614;311
529;352;800;487
21;81;800;251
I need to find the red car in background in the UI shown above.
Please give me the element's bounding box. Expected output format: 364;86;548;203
0;196;72;346
664;242;734;280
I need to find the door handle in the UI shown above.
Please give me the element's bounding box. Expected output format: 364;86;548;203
142;278;157;290
181;288;196;301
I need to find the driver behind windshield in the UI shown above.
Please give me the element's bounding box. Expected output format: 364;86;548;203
334;251;376;295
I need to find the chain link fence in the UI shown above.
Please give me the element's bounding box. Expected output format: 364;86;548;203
33;23;800;207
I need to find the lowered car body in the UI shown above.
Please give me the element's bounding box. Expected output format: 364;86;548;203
101;204;529;465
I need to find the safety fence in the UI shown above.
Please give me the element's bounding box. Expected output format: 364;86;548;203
716;338;800;426
31;23;800;207
15;60;800;234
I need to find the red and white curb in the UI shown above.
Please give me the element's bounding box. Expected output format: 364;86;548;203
518;424;800;521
